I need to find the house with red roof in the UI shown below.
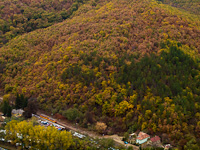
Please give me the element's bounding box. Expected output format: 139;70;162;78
136;132;150;144
150;136;161;144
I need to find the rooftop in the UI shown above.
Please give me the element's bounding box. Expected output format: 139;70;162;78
136;132;150;140
12;109;24;114
150;136;160;142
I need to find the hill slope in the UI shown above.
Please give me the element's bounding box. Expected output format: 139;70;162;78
0;0;88;46
0;0;200;148
159;0;200;16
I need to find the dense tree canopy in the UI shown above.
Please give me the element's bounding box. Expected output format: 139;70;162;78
158;0;200;16
0;0;88;46
0;0;200;149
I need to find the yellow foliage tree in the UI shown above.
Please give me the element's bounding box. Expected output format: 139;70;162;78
5;120;73;149
95;122;107;134
115;101;133;116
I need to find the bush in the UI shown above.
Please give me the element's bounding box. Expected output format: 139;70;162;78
4;85;13;93
124;132;129;141
95;122;107;134
99;138;114;148
127;146;133;150
128;123;138;133
64;108;83;121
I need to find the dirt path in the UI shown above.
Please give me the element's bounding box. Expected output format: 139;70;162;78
104;135;139;149
56;118;99;138
0;96;138;149
37;111;139;149
37;111;99;138
53;119;139;149
0;96;3;102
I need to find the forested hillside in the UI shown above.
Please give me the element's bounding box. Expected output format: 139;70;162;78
0;0;88;47
0;0;200;149
158;0;200;16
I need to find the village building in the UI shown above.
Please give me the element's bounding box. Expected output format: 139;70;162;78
0;116;5;122
129;133;137;144
164;144;171;150
150;136;161;144
12;109;24;117
136;132;150;144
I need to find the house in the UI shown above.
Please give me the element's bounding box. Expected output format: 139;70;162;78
0;116;5;127
164;144;171;150
12;109;24;117
150;136;161;144
136;132;150;144
129;133;137;144
0;116;5;122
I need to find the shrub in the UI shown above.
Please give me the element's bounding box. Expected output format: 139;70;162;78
64;108;83;121
99;138;114;148
95;122;107;134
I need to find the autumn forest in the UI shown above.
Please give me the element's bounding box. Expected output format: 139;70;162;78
0;0;200;149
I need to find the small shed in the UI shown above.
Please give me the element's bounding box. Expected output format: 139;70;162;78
129;133;137;144
130;133;136;136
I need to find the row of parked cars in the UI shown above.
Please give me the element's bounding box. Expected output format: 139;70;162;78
39;120;64;130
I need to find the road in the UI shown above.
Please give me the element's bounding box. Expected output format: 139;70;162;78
0;96;139;149
36;112;99;138
36;111;139;150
